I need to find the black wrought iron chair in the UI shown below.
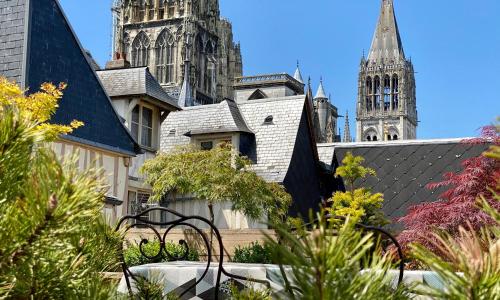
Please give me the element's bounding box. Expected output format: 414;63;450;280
115;207;270;299
281;214;405;296
351;219;405;287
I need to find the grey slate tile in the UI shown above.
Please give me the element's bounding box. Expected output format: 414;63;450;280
319;140;490;224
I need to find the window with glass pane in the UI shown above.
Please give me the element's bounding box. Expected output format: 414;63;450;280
128;191;137;214
141;107;153;147
201;141;213;150
155;31;175;84
131;32;149;67
131;192;151;223
131;106;140;141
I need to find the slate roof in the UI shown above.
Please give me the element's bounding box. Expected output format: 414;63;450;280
0;0;141;156
319;139;489;224
0;0;26;86
317;145;336;172
161;95;308;183
84;50;101;71
97;67;180;110
161;100;253;148
238;96;308;182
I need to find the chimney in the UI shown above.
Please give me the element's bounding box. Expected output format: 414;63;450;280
105;52;131;70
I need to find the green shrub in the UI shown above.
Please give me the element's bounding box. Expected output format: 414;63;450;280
124;240;199;267
264;211;411;299
232;242;273;264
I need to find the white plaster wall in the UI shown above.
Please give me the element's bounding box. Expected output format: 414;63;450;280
164;199;267;230
51;141;130;224
235;86;294;102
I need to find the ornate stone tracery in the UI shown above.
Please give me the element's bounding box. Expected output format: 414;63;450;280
356;0;417;142
111;0;242;104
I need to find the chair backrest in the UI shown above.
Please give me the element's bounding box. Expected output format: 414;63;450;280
115;207;269;299
288;215;405;288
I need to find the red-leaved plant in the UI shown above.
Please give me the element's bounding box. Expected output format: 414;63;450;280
396;126;500;255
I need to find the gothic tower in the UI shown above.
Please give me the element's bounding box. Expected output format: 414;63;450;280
313;79;339;143
110;0;243;106
356;0;417;142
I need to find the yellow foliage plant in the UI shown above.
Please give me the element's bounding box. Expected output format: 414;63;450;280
328;152;388;226
0;77;83;140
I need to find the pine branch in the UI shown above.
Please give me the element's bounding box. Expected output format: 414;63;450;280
10;194;58;265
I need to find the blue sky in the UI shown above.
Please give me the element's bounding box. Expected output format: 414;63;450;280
59;0;500;139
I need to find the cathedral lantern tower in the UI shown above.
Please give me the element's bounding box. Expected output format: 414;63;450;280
110;0;242;106
356;0;417;142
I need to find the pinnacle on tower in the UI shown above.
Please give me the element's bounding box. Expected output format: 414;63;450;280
368;0;405;63
315;77;328;99
178;33;194;108
343;110;352;143
306;76;315;111
293;60;304;84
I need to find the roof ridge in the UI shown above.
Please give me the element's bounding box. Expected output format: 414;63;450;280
318;137;474;148
238;95;306;105
224;100;253;133
50;0;141;155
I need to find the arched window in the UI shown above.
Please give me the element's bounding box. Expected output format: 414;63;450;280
155;30;175;84
205;42;214;95
123;32;130;59
131;32;150;67
374;76;381;110
196;36;204;89
393;134;398;140
373;136;378;141
384;75;390;111
365;130;378;142
148;2;155;20
138;0;146;21
365;77;372;112
365;77;372;94
392;74;399;110
158;1;165;19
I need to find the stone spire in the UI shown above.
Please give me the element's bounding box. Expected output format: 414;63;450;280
178;33;194;108
368;0;405;64
306;77;313;99
343;110;352;143
315;77;327;99
293;61;304;84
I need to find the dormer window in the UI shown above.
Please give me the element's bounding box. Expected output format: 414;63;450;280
263;115;274;125
248;89;267;100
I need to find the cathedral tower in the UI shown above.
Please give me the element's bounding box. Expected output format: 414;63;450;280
356;0;417;142
110;0;243;105
313;79;339;143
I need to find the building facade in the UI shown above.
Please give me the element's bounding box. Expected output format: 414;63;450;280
0;0;143;224
111;0;243;105
161;74;323;227
356;0;417;142
97;67;180;224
